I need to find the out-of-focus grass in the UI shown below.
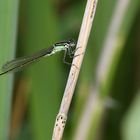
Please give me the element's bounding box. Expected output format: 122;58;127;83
0;1;19;140
1;0;140;140
122;91;140;140
104;7;140;140
17;0;63;140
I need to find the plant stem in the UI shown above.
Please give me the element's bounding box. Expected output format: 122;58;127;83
52;0;99;140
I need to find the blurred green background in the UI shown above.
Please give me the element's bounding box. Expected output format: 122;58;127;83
0;0;140;140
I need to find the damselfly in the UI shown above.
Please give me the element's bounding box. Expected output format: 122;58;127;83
0;39;76;75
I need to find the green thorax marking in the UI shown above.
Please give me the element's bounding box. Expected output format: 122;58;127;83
50;45;66;55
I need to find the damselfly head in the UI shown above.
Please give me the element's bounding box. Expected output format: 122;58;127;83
67;39;76;48
55;39;76;48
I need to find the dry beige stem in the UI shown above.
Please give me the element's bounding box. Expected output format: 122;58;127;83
52;0;98;140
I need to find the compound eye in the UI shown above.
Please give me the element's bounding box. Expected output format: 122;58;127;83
64;44;69;48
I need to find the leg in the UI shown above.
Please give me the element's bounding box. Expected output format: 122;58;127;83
68;47;82;58
67;47;74;58
63;49;71;65
63;50;80;69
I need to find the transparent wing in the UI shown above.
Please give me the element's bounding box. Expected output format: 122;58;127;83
0;46;53;75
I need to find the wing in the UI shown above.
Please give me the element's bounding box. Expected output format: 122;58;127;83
0;46;54;75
